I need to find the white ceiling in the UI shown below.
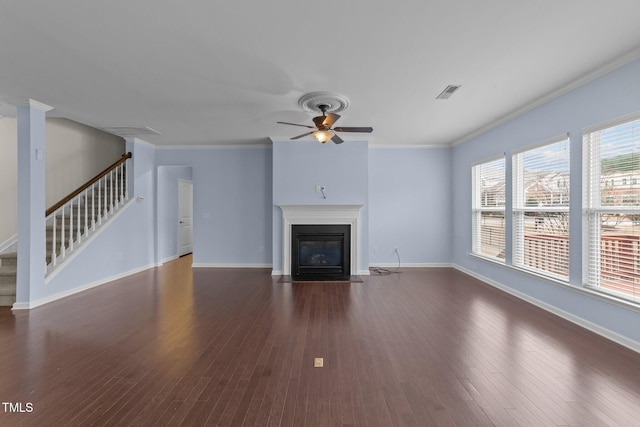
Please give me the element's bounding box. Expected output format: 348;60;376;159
1;0;639;147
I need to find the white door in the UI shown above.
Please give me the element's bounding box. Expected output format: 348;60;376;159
178;179;193;256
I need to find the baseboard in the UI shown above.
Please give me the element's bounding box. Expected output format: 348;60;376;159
192;263;272;268
12;263;156;310
369;262;453;268
452;263;640;354
0;234;18;253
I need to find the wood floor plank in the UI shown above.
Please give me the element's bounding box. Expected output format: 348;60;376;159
1;258;640;426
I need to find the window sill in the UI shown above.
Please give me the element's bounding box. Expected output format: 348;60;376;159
468;252;505;266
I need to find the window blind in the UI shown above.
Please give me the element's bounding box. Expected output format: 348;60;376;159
472;157;506;260
584;115;640;303
513;137;570;279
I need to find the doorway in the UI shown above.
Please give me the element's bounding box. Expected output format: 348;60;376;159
178;179;193;257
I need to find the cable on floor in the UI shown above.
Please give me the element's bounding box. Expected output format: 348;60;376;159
369;248;402;275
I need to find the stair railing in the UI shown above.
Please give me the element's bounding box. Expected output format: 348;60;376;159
45;152;132;272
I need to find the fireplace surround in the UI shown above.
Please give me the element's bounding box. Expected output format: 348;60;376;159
277;205;363;277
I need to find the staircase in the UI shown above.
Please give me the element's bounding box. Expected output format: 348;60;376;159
0;152;131;307
0;252;17;306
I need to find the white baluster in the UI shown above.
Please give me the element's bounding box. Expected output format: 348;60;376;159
61;207;66;258
114;165;120;209
77;196;82;243
98;178;103;225
69;204;74;252
84;189;89;235
51;214;57;267
103;175;109;218
91;185;96;231
120;164;125;203
125;161;129;200
110;170;115;213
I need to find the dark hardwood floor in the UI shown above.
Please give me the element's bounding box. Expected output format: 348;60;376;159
1;256;640;426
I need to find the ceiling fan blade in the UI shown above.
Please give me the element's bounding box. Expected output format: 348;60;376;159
331;133;344;144
277;121;315;129
323;113;340;127
291;131;314;140
333;126;373;133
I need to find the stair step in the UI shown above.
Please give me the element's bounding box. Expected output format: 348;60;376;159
0;266;17;288
0;265;17;274
0;253;17;267
0;295;16;306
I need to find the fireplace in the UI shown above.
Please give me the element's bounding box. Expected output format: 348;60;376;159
291;224;350;280
276;205;363;277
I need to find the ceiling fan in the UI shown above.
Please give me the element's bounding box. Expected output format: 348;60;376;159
277;104;373;144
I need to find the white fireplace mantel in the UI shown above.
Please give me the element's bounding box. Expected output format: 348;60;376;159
277;204;363;276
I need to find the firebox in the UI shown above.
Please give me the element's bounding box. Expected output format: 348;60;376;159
291;224;351;280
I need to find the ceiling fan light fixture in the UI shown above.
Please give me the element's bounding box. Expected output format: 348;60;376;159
313;130;333;143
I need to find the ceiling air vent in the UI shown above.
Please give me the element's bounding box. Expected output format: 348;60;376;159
99;126;161;137
436;85;461;100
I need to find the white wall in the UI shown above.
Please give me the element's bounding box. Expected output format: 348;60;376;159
0;117;125;245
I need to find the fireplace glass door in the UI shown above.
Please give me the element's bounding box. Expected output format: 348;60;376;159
291;224;350;280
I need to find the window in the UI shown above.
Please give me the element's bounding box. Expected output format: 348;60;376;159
472;157;506;260
584;115;640;303
513;137;570;280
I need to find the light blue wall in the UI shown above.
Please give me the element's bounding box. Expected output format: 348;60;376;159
155;147;272;266
452;58;640;345
16;103;48;303
272;140;369;273
369;147;452;265
157;166;192;263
